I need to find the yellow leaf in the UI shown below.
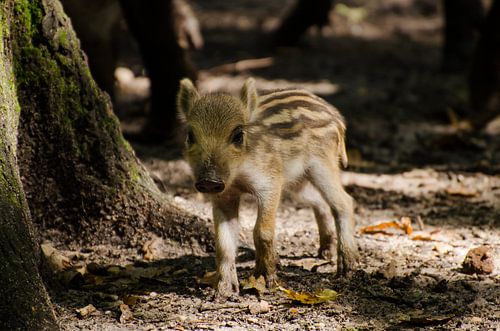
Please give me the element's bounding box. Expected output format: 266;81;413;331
278;286;338;305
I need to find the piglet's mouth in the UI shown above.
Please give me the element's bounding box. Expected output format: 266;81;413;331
195;178;225;193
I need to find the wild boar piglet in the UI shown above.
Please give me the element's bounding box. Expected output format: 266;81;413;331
177;78;358;298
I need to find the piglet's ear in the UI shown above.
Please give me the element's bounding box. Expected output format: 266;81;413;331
177;78;199;122
240;77;258;117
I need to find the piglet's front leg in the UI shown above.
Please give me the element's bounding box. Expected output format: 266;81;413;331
213;196;240;299
253;188;281;288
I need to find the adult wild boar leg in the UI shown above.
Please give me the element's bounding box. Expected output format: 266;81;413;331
292;182;336;260
120;0;196;142
468;0;500;129
212;195;240;297
308;157;358;276
254;186;282;287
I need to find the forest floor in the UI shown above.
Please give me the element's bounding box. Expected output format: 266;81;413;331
53;0;499;329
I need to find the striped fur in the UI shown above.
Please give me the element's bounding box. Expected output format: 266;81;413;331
178;78;357;299
250;89;348;168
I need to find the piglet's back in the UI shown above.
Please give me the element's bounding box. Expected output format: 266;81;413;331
247;88;348;167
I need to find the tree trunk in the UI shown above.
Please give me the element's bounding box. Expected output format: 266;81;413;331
7;0;213;251
0;1;58;328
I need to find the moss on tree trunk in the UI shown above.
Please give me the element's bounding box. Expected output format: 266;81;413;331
0;1;58;328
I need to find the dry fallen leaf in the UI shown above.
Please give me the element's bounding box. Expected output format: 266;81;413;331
248;300;270;314
196;271;217;287
359;220;400;234
119;304;134;323
288;258;329;272
142;236;165;261
278;286;338;305
445;186;478;197
407;311;455;326
411;234;433;241
241;275;266;295
400;217;413;235
76;304;96;319
123;295;140;306
360;217;413;236
41;243;71;273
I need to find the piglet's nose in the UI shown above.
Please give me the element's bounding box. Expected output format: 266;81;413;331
195;179;225;193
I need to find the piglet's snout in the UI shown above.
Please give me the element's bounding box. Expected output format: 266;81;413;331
195;166;225;193
195;178;225;193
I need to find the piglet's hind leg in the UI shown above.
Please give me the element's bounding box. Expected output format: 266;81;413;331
308;157;359;276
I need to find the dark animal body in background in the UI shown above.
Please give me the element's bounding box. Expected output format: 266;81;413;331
61;0;198;142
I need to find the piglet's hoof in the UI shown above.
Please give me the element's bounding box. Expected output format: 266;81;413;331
253;271;278;289
336;249;359;277
215;279;239;302
318;245;336;261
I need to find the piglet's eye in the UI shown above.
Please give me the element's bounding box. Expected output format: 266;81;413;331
231;126;244;147
187;129;196;145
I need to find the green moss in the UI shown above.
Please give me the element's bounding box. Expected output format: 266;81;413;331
14;0;43;37
129;164;141;183
0;168;22;210
55;29;70;50
122;139;134;153
13;0;43;42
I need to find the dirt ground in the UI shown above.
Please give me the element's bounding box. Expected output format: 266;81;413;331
53;0;499;329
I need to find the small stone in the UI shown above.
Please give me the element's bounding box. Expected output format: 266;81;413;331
462;246;494;274
248;300;270;314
